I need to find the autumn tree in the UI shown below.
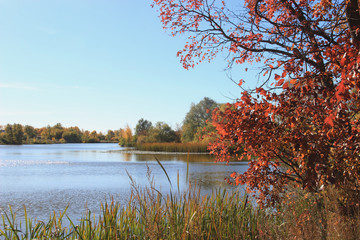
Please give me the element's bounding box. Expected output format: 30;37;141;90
40;126;52;140
152;0;360;204
82;130;91;143
88;130;100;143
119;125;134;147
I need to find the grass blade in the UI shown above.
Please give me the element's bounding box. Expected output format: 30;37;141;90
154;155;172;187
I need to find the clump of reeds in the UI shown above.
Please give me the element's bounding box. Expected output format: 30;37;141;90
1;171;360;239
0;168;259;239
135;142;209;153
257;185;360;240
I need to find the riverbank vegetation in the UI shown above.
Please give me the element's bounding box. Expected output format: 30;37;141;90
118;97;220;150
134;142;209;153
1;179;359;239
0;97;219;149
0;123;122;145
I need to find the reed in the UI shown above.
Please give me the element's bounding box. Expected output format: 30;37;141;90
0;172;259;239
257;185;360;240
1;174;359;239
135;142;209;153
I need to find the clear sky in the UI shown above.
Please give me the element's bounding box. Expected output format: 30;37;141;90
0;0;252;133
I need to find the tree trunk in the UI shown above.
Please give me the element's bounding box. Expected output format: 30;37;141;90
346;0;360;46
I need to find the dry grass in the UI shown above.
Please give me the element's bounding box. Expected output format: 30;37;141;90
258;185;360;240
1;173;359;239
135;142;209;153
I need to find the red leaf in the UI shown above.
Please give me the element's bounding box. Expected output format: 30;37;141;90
324;114;335;127
340;57;346;66
277;78;284;86
337;81;346;94
283;81;289;89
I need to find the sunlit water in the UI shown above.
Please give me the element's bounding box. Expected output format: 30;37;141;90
0;143;248;223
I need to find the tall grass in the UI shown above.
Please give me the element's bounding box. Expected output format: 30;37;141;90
257;185;360;240
0;172;259;239
1;174;359;239
135;142;209;153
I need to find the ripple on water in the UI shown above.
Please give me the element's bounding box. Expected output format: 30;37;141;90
0;160;70;167
0;189;131;223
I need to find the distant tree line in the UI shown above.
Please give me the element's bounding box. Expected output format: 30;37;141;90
1;97;220;146
125;97;220;147
0;123;124;145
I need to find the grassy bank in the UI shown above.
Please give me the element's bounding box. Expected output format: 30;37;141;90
1;180;359;239
134;142;209;153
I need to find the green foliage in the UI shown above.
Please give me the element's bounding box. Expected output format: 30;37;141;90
62;131;82;143
106;130;115;142
23;125;36;141
51;123;64;140
132;120;180;144
181;97;218;143
0;123;119;145
0;124;24;145
147;122;178;143
135;118;153;137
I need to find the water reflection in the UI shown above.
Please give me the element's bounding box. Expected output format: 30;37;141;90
118;150;216;162
122;152;132;162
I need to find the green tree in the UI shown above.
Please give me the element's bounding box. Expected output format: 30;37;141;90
24;125;37;143
82;130;90;143
148;122;177;143
181;97;218;142
62;131;82;143
106;130;115;142
3;124;24;145
135;118;153;136
50;123;64;140
135;118;153;144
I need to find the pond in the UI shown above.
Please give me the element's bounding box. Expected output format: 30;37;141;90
0;143;248;222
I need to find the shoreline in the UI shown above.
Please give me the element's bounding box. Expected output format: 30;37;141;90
115;149;210;155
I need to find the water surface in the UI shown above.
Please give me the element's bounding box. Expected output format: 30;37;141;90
0;143;248;222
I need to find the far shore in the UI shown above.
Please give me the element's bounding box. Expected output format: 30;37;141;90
116;149;210;155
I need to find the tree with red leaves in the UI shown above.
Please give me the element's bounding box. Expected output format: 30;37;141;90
152;0;360;205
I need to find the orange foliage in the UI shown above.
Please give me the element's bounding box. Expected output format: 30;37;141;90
153;0;360;205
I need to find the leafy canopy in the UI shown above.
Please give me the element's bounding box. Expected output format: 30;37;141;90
152;0;360;204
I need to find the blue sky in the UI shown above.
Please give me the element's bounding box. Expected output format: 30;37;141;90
0;0;253;132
